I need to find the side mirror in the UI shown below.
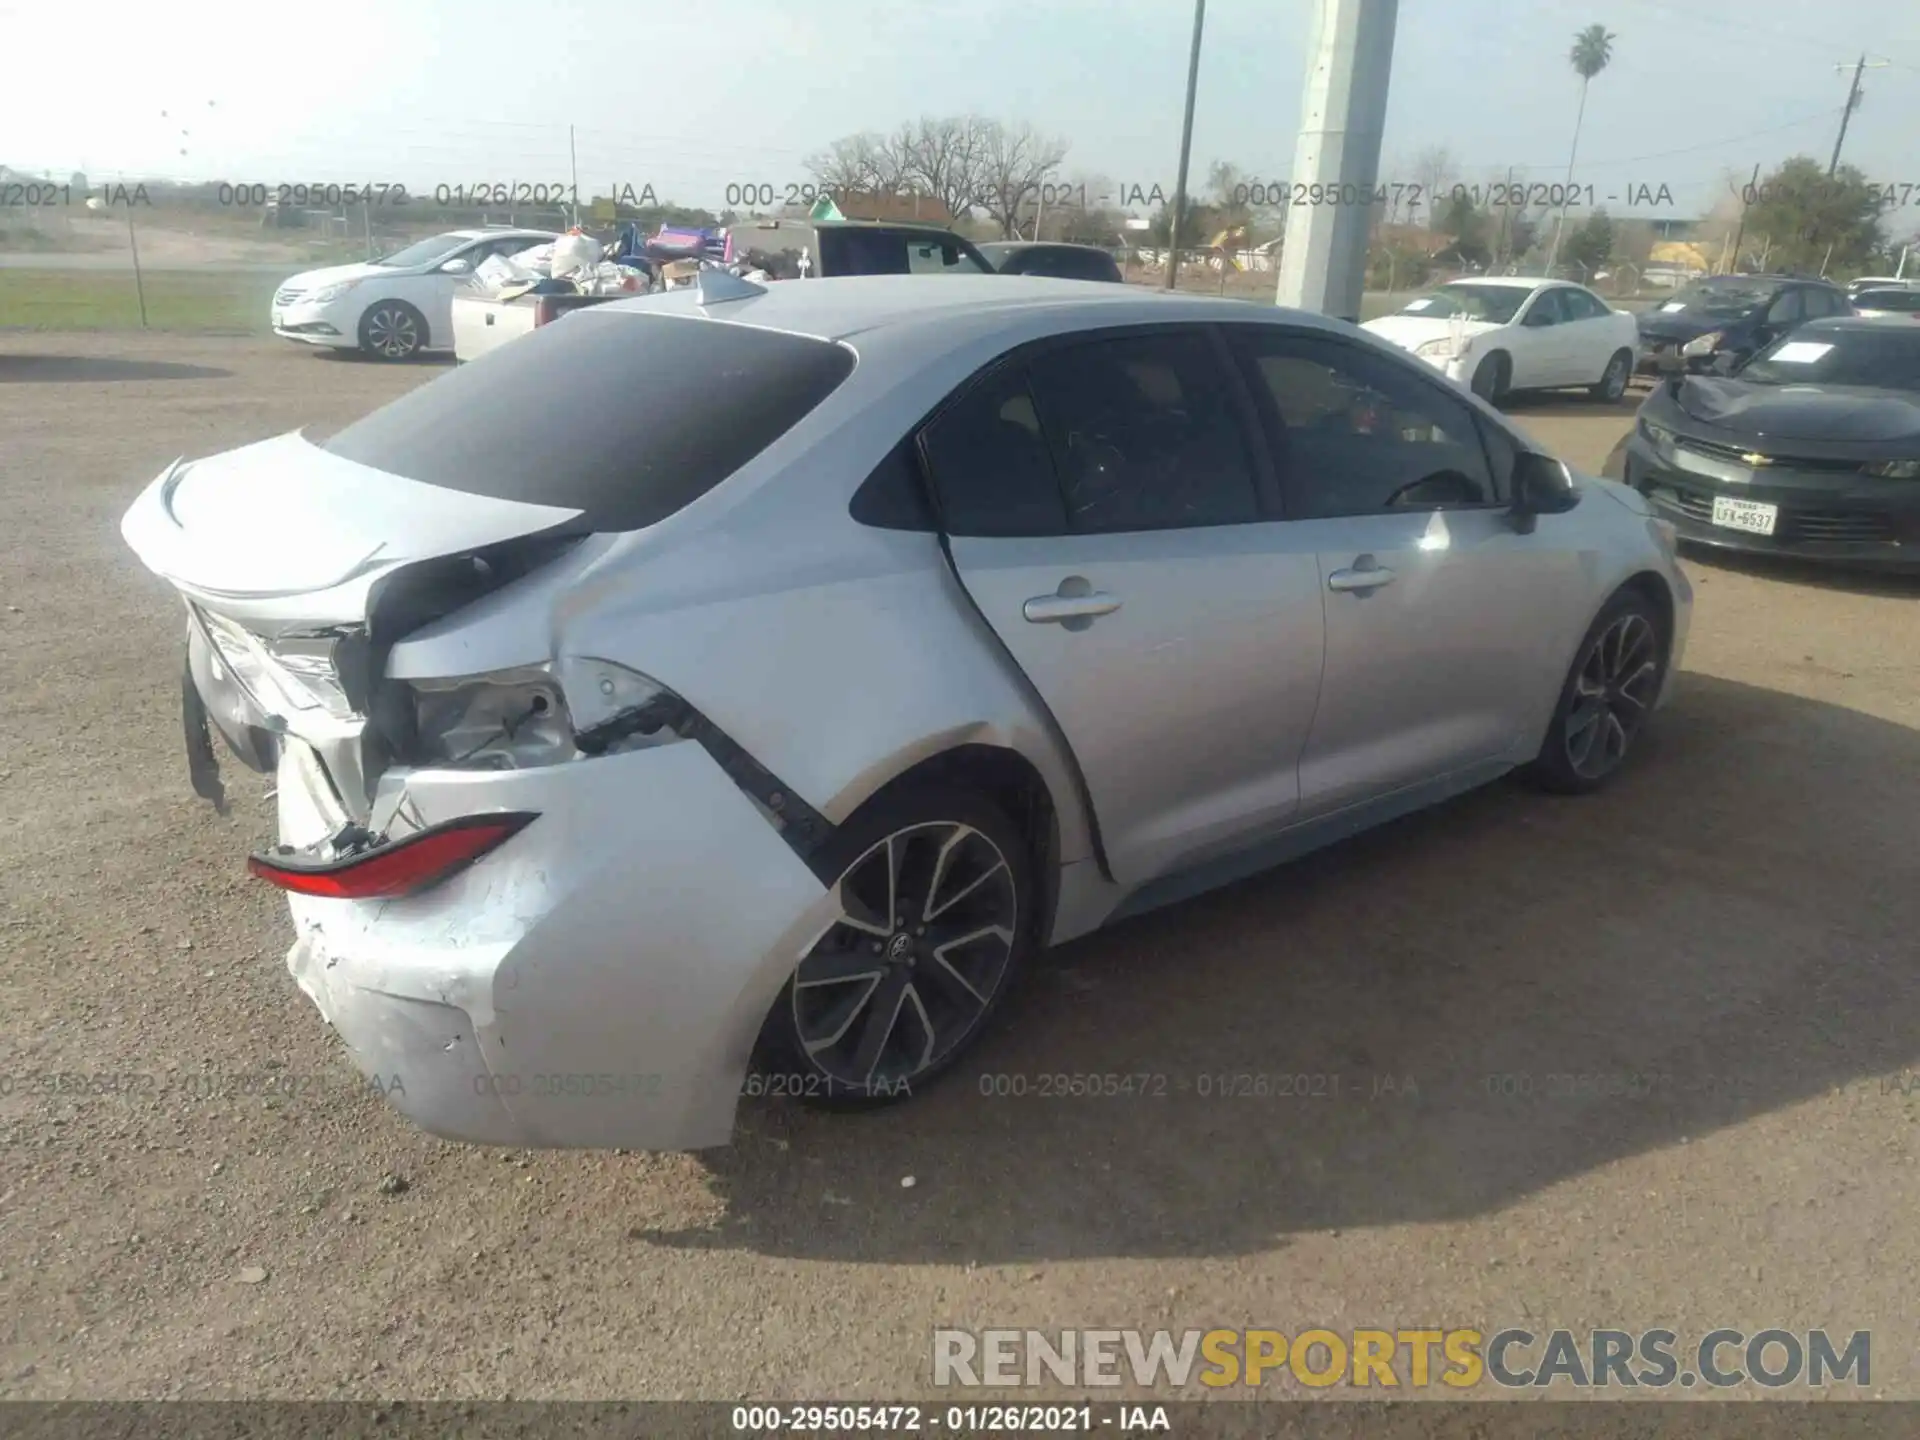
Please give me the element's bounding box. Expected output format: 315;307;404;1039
440;257;472;275
1510;452;1580;533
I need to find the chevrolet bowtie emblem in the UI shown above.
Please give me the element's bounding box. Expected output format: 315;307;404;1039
1741;452;1773;466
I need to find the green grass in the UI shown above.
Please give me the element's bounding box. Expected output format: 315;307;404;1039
0;269;281;333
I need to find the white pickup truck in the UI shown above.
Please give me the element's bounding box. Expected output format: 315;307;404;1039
452;219;998;362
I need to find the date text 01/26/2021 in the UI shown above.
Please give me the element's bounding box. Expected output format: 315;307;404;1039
730;1404;1170;1433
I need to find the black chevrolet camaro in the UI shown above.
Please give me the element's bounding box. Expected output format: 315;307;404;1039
1608;317;1920;567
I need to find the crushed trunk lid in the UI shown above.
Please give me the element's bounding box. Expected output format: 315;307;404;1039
121;430;585;632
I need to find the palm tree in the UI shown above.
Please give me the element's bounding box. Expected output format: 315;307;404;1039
1545;24;1616;273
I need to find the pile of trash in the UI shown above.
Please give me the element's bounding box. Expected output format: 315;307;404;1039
472;227;655;300
469;221;802;299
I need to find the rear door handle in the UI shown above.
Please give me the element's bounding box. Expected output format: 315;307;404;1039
1023;591;1123;624
1327;559;1396;592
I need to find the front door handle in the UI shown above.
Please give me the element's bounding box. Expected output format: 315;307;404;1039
1327;558;1396;592
1023;588;1123;625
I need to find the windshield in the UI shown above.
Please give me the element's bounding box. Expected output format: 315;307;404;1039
1400;284;1529;324
375;232;473;267
1659;281;1774;318
1738;329;1920;390
1854;290;1920;313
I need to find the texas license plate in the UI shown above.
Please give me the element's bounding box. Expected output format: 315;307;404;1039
1711;495;1778;535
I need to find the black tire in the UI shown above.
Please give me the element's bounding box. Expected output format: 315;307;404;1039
755;783;1037;1111
358;300;427;361
1521;589;1668;795
1589;348;1632;403
1470;352;1510;404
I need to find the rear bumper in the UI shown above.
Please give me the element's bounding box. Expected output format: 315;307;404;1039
1623;435;1920;569
272;735;835;1150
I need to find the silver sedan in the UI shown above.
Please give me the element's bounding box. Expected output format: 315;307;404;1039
120;273;1691;1150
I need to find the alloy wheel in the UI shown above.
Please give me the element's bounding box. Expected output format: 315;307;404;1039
791;821;1019;1093
1564;611;1661;779
365;305;420;359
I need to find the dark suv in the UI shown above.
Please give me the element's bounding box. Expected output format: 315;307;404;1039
726;219;996;279
1634;274;1851;374
977;241;1124;283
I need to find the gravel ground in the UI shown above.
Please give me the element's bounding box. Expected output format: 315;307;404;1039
1;335;1917;1407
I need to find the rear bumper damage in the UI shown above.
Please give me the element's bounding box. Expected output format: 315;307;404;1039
274;734;835;1150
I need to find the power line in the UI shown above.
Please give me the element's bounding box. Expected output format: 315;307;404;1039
1608;0;1907;66
1458;105;1843;175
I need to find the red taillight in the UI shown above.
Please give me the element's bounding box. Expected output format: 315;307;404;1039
247;813;536;900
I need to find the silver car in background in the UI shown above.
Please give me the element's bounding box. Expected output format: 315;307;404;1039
120;274;1691;1151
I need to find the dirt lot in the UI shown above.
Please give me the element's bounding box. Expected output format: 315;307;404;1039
1;334;1918;1407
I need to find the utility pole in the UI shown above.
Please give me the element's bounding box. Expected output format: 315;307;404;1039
569;124;581;227
1275;0;1400;320
1727;163;1759;275
1828;55;1887;176
1163;0;1207;291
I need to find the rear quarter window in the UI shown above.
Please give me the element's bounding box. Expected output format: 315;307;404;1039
322;310;854;531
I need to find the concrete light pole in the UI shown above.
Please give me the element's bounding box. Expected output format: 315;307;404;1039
1274;0;1399;322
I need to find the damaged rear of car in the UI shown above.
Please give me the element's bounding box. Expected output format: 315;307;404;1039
122;306;867;1150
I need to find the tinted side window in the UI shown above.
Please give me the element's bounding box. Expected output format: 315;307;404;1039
322;311;855;532
1565;289;1608;320
920;368;1067;537
1026;332;1260;533
849;438;936;531
820;229;910;275
1026;249;1121;282
1765;289;1803;325
1235;333;1498;519
1526;289;1567;325
905;236;992;274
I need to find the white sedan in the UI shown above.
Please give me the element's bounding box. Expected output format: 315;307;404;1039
1364;278;1641;404
271;228;558;360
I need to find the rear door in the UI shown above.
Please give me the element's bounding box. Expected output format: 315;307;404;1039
924;326;1326;886
1226;325;1586;818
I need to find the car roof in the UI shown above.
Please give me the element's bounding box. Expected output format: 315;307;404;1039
1438;275;1562;289
813;219;962;234
1795;315;1920;333
1699;273;1836;286
594;273;1347;344
980;241;1112;254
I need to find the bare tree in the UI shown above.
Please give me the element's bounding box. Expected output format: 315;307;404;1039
886;116;990;221
1054;171;1125;245
804;133;910;196
977;121;1070;238
1410;146;1455;224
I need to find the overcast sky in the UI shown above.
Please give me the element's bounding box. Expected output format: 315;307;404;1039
3;0;1919;226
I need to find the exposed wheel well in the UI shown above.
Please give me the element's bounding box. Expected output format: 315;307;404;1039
1619;570;1675;654
850;745;1062;949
